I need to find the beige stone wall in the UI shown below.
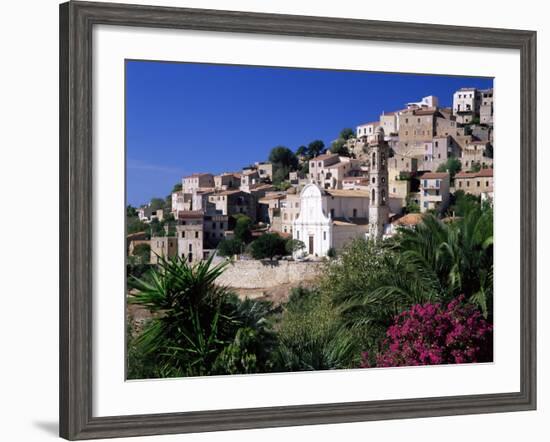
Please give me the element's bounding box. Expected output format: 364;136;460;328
150;237;178;264
216;260;323;289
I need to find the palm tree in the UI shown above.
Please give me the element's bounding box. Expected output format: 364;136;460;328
327;203;493;356
386;204;493;317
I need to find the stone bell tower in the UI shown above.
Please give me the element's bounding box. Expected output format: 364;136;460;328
367;126;390;241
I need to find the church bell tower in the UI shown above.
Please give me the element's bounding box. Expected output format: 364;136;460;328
367;127;390;240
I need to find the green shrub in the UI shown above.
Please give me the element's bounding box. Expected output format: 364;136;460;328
274;287;359;371
250;233;287;259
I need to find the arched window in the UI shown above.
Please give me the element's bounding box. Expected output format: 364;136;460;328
381;189;386;205
371;188;376;204
372;152;376;167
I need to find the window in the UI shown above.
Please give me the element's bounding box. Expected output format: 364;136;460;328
195;231;199;238
423;179;428;187
467;181;470;187
353;209;357;218
486;181;490;187
477;181;481;187
435;189;440;196
189;244;192;251
323;231;326;241
371;189;376;204
181;231;185;238
330;208;335;218
297;231;300;240
459;181;462;188
188;253;193;263
372;177;376;184
424;202;428;208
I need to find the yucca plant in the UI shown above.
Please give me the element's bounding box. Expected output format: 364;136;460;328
128;255;278;378
128;255;237;378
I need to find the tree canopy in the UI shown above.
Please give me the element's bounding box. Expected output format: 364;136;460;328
436;157;462;178
217;238;243;257
268;146;299;185
249;233;287;259
233;215;253;244
339;128;355;140
306;140;326;159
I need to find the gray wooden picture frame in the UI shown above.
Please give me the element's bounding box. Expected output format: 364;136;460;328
59;1;537;440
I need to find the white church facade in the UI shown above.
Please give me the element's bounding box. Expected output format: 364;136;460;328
292;185;371;257
292;127;394;258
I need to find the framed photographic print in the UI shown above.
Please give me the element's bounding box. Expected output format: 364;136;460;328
59;1;537;440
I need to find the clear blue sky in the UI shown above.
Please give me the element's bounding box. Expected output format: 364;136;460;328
126;60;493;207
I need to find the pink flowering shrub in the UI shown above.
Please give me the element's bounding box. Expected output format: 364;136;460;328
362;296;493;368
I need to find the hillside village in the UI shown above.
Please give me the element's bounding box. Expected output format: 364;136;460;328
127;87;494;266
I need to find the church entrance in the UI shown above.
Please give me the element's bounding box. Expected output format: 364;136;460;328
308;235;314;255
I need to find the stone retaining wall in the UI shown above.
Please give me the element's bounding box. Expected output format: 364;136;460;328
216;260;323;289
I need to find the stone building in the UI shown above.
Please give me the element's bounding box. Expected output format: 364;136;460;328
461;140;493;170
342;177;369;191
480;88;494;126
254;162;273;182
419;172;450;213
419;136;460;171
182;173;215;193
214;172;241;191
257;192;286;226
379;111;399;136
171;190;192;216
240;169;260;192
406;95;439;109
150;236;178;264
453;88;481;124
307;154;362;190
280;193;301;234
356;121;379;138
176;211;229;263
455;168;494;197
207;190;257;220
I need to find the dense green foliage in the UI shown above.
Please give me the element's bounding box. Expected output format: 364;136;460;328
329;128;355;157
274;287;359;371
436;157;462;179
404;196;420;214
132;243;151;264
128;201;493;377
217;238;243;257
306;140;326;159
285;239;306;255
249;233;287;259
268;146;299;185
127;256;276;378
233;215;253;243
